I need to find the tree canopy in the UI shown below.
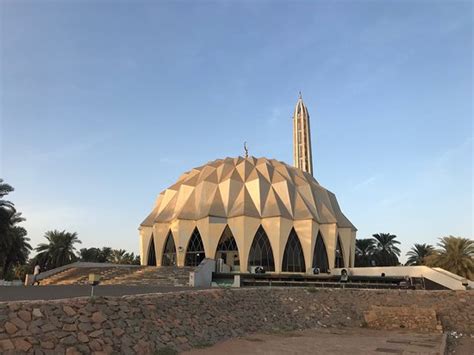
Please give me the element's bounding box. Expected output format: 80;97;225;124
354;233;400;267
405;243;434;266
0;179;31;280
34;230;81;270
427;236;473;280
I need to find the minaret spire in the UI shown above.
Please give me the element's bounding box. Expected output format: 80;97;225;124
293;93;313;175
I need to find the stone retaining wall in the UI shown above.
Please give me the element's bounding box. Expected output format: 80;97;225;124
363;305;442;333
0;288;472;354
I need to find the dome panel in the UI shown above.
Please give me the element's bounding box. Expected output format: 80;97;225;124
142;156;355;230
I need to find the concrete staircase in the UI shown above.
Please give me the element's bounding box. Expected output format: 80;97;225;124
39;266;193;287
101;266;194;286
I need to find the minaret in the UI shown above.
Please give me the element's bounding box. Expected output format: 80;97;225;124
293;92;313;175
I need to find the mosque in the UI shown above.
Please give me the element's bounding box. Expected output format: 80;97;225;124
139;95;356;274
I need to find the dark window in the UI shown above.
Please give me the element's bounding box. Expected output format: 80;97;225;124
162;231;177;266
248;226;275;271
215;225;240;267
335;235;345;268
216;225;238;252
147;234;156;266
185;228;205;266
312;231;329;272
282;228;306;272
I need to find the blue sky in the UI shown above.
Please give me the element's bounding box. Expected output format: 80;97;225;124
1;1;472;261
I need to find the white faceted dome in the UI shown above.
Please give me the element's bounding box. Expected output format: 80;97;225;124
141;156;355;230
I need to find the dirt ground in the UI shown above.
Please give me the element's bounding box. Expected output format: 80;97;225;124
447;336;474;354
183;327;451;355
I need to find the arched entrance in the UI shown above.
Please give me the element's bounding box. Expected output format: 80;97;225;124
185;227;205;267
312;231;329;272
147;234;156;266
335;234;345;268
282;228;306;272
162;231;177;266
215;225;240;272
248;225;275;272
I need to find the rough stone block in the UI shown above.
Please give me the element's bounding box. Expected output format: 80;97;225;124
63;306;76;317
4;322;17;335
18;310;32;322
0;339;14;351
13;338;32;352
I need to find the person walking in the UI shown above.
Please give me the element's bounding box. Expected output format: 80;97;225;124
32;264;41;285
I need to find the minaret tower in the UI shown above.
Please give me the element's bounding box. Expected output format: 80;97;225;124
293;92;313;175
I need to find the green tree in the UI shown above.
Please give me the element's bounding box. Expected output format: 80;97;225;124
79;247;112;262
427;236;473;280
371;233;401;266
355;238;375;267
0;179;16;246
79;247;101;262
0;180;31;280
1;219;32;280
405;243;434;266
108;249;140;265
0;179;14;209
98;247;112;262
35;230;81;270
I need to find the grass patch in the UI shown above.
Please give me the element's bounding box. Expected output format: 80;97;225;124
155;346;178;355
246;337;264;342
265;325;301;336
193;340;213;349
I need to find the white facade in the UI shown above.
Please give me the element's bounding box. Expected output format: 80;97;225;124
139;156;356;273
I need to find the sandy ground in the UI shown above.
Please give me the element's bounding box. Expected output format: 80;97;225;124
447;336;474;355
183;327;448;355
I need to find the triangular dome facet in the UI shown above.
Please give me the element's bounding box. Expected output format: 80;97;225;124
141;156;355;230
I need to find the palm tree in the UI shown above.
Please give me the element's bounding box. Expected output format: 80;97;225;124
79;247;101;262
427;236;473;280
109;249;128;264
98;247;112;262
0;179;14;209
35;230;81;270
108;249;140;265
372;233;401;266
0;223;32;280
355;238;375;267
0;179;16;240
0;180;31;280
405;243;434;266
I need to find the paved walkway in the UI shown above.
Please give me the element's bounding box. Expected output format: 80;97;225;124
184;328;446;355
0;285;204;302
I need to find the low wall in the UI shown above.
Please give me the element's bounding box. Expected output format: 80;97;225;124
364;305;442;333
0;288;472;354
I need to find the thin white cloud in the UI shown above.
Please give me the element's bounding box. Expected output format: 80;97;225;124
25;132;115;162
266;107;283;126
354;174;380;190
435;136;472;168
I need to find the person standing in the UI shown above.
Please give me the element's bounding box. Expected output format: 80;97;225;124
32;264;40;285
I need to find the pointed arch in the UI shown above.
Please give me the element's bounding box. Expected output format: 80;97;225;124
215;225;240;270
282;228;306;272
185;227;205;266
335;234;345;268
215;225;238;254
248;225;275;271
147;234;156;266
162;231;177;266
312;231;329;272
